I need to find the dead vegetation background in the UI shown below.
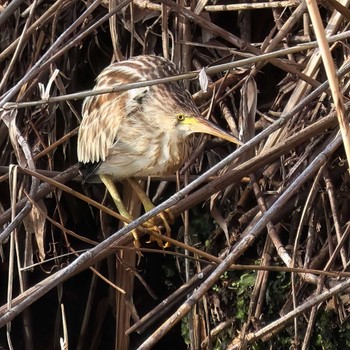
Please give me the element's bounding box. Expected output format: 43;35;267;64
1;0;350;349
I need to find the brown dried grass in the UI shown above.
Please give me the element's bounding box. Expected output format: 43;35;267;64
1;0;350;348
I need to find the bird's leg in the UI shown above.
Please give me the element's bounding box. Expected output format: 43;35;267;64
100;174;130;219
99;174;140;247
127;178;173;247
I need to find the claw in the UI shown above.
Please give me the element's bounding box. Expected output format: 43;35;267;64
131;229;141;248
146;231;170;248
141;210;173;248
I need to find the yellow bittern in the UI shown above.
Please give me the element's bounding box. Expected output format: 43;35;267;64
77;55;241;244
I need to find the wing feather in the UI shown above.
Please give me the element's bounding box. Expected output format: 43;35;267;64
77;62;144;165
77;55;174;179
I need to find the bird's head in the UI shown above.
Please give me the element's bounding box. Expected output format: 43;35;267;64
174;112;242;145
142;85;241;146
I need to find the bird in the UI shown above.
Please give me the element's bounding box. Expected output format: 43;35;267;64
77;55;241;245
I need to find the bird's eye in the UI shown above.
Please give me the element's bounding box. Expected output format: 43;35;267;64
177;114;186;121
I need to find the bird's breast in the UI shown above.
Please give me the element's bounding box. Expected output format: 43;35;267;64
137;131;188;176
95;131;190;179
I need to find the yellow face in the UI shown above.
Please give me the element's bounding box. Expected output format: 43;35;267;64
175;113;242;145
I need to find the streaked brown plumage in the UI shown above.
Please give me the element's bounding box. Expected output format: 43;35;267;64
78;55;240;181
77;55;241;242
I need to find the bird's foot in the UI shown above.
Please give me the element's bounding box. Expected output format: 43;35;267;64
144;209;174;248
131;229;145;261
131;229;141;248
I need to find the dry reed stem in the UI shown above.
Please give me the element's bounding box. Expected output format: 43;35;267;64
1;0;350;348
4;29;350;109
306;0;350;171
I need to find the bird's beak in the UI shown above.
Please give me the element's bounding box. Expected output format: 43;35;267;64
190;116;242;145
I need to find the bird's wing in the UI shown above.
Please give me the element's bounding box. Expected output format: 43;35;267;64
77;92;123;164
77;62;149;165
